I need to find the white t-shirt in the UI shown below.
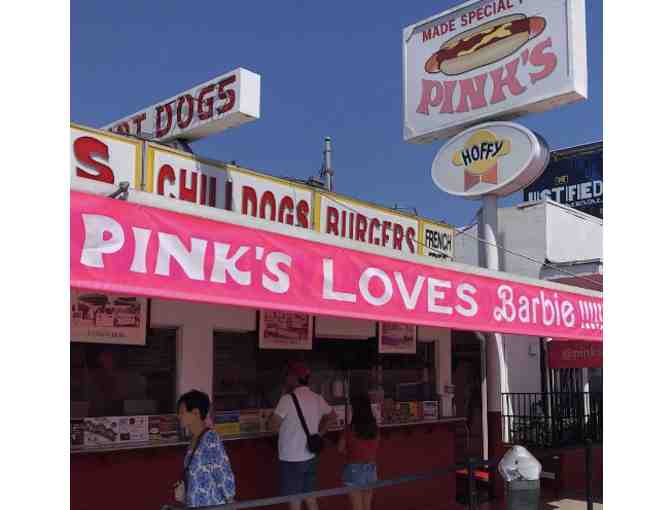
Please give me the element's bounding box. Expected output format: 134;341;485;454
274;386;333;462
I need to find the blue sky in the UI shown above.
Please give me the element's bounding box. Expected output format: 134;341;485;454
71;0;602;227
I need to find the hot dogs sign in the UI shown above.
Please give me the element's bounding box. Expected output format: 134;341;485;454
403;0;587;143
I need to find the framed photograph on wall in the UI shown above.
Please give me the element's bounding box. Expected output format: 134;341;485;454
259;310;313;350
70;288;148;345
379;322;416;354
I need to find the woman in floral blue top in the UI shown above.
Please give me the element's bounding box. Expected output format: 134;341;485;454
175;390;236;507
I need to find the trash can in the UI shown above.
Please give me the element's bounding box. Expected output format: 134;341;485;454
498;446;542;510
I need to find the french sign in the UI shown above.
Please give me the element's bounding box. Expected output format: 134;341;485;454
70;190;602;341
104;68;261;142
403;0;587;143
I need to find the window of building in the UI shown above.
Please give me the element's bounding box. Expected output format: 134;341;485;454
212;331;436;413
70;328;178;418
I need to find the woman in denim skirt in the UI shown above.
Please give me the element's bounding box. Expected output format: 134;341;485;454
338;392;379;510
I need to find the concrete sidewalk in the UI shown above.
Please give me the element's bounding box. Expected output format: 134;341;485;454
455;493;603;509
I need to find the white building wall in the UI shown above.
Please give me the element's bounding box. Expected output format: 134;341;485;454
454;200;602;395
151;300;257;400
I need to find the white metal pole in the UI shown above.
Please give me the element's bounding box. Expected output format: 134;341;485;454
479;195;510;457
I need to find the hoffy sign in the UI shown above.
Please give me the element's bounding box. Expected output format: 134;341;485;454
403;0;587;143
431;121;548;198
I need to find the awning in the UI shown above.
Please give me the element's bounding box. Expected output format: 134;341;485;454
70;183;602;342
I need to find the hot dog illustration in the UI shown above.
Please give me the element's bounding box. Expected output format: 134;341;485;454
424;14;546;76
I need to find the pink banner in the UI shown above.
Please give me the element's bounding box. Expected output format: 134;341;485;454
70;191;603;341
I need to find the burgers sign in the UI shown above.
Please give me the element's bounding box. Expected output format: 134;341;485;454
403;0;588;143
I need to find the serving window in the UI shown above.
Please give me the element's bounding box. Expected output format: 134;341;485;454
212;329;437;422
70;328;178;419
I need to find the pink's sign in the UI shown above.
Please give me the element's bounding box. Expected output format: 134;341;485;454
70;192;602;341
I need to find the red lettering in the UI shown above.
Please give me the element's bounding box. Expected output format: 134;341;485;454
528;38;558;84
490;58;527;104
456;73;488;113
217;76;236;115
406;227;417;254
477;7;485;20
382;221;392;247
131;114;146;135
355;214;367;243
259;191;277;221
392;224;404;250
176;95;194;129
341;210;348;238
422;29;433;43
297;200;310;229
157;164;176;197
74;136;115;184
484;4;493;17
179;169;198;203
278;196;295;225
242;186;258;216
348;212;355;239
369;218;381;245
155;103;173;138
417;80;443;115
326;206;339;235
441;81;457;113
197;84;216;121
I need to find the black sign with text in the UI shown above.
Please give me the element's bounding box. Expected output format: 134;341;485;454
524;142;602;219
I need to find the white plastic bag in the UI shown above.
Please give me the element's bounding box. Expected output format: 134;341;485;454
498;445;542;481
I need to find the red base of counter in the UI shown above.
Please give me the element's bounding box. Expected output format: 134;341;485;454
71;422;460;510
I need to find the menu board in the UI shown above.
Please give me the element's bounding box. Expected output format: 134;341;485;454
71;289;147;345
149;414;179;441
379;322;416;354
260;310;313;350
84;417;120;445
118;416;149;442
71;419;85;447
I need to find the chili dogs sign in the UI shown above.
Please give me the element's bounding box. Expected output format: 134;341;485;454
70;190;602;341
432;121;548;197
403;0;587;143
104;68;261;142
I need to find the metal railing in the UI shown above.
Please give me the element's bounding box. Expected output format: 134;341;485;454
502;392;602;448
159;439;600;509
161;458;491;510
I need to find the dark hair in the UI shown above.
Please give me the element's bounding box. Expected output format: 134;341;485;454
350;393;378;440
177;390;210;421
298;376;310;386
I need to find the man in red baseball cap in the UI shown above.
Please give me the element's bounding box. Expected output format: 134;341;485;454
268;361;336;510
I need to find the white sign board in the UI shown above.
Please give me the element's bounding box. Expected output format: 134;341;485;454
70;289;148;345
70;124;142;188
104;68;261;142
431;121;549;198
403;0;587;143
317;194;420;255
